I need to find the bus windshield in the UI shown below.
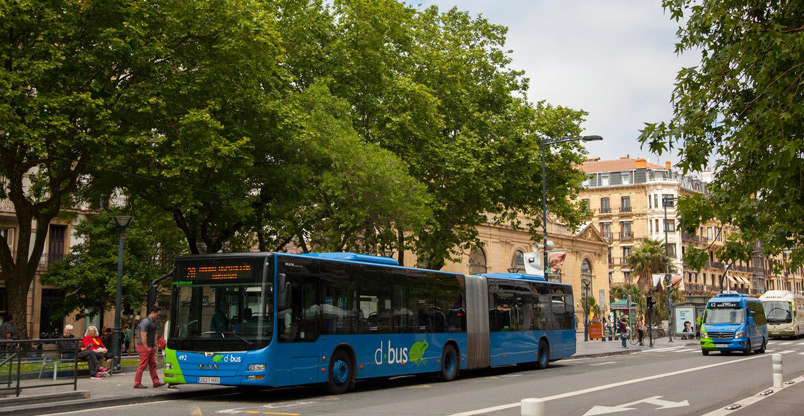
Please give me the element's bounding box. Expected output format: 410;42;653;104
763;301;792;323
704;307;745;324
168;256;273;351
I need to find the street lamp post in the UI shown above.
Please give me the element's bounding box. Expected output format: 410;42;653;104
582;278;591;342
663;196;676;342
540;134;603;281
112;215;134;371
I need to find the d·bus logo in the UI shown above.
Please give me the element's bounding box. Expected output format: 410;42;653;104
374;340;429;366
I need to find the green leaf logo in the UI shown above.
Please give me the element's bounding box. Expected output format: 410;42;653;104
212;355;223;362
409;341;429;366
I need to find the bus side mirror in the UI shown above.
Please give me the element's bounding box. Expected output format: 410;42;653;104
749;316;755;326
697;316;702;327
277;273;290;309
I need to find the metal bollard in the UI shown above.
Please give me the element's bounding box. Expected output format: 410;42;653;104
773;353;783;388
521;398;545;416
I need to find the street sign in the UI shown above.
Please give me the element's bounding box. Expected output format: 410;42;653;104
583;396;689;415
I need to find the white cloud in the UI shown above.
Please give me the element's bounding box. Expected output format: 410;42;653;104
414;0;700;165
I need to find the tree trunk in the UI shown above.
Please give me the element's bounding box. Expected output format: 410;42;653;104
396;227;405;267
4;270;31;339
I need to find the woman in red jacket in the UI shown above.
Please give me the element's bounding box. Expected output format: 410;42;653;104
83;326;114;374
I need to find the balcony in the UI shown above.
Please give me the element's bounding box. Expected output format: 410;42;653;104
599;207;612;215
620;206;632;213
619;231;634;241
685;283;705;292
609;257;629;267
682;233;703;243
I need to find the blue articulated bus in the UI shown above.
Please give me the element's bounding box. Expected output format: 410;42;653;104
164;252;575;394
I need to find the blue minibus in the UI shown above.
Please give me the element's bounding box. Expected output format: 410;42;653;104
163;252;575;393
700;293;768;356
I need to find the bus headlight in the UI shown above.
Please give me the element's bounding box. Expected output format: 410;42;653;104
735;330;745;338
165;363;173;370
248;364;266;371
700;329;707;338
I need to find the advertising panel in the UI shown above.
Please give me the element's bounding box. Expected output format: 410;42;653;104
674;306;696;336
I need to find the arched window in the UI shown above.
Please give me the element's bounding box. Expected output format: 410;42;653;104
581;259;593;279
469;247;487;275
510;250;524;272
581;259;594;299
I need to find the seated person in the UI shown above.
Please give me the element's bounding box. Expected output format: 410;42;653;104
83;326;114;374
57;325;106;379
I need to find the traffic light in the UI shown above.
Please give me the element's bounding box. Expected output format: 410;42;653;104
646;296;655;309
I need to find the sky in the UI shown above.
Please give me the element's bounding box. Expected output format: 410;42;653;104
414;0;701;167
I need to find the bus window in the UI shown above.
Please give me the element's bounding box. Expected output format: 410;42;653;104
319;272;358;335
359;273;392;333
409;280;432;333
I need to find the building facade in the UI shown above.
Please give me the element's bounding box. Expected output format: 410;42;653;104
437;215;611;327
579;157;802;297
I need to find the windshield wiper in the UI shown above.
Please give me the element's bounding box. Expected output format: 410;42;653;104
219;332;253;346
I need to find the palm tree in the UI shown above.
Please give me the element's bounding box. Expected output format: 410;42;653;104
627;239;667;294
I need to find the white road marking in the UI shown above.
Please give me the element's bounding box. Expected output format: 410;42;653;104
675;348;696;352
589;362;616;366
633;346;684;354
779;350;795;354
584;396;688;416
796;341;804;345
778;342;793;345
448;353;770;416
700;374;804;416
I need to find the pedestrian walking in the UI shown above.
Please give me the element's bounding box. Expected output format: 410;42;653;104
134;306;166;389
618;318;628;348
601;317;608;342
638;318;646;346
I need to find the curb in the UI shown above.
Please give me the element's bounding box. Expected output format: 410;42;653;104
573;342;700;359
0;386;240;416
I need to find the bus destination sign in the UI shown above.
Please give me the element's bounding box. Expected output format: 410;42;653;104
184;264;253;281
710;301;739;308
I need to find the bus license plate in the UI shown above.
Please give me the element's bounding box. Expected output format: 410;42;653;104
198;377;220;384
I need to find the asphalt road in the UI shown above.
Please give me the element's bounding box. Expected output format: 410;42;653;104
43;339;804;416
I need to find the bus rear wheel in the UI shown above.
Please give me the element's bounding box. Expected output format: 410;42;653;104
440;344;459;382
326;350;353;395
536;340;550;369
758;338;766;353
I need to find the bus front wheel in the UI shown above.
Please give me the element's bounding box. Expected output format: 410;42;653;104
440;344;459;382
326;350;353;395
743;339;752;356
758;338;766;353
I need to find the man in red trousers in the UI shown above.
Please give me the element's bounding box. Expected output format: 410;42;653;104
134;306;166;389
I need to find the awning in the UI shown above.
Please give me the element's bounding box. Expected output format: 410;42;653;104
739;276;751;285
727;276;740;286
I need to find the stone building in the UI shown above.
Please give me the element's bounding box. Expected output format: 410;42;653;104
578;157;801;297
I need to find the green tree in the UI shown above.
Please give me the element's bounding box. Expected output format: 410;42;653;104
40;208;185;322
610;284;646;317
640;0;804;270
316;2;590;268
627;239;668;293
0;0;164;338
106;0;288;255
253;82;432;254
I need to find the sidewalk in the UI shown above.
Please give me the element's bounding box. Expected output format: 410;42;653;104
0;364;238;416
574;331;699;358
